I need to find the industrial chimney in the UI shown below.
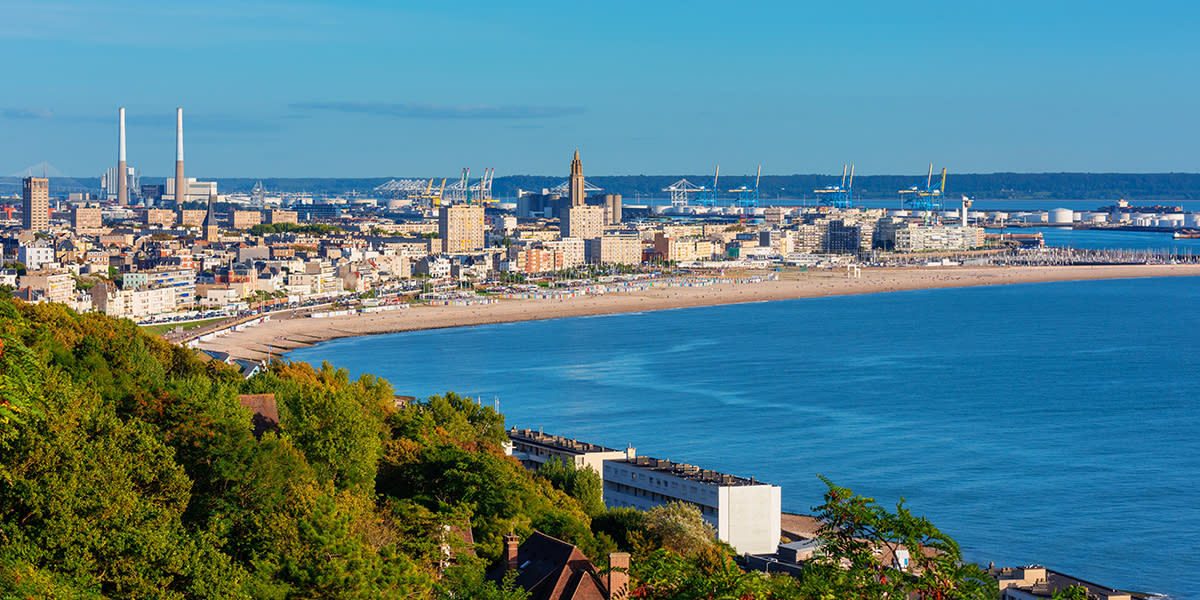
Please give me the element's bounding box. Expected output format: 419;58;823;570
175;108;185;206
117;107;128;206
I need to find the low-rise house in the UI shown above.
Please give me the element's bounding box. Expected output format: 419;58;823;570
490;532;629;600
991;565;1148;600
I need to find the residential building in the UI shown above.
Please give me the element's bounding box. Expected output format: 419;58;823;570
585;234;641;266
439;204;485;253
91;283;177;319
22;176;49;232
18;270;74;304
144;208;175;228
266;209;298;225
508;428;636;475
991;565;1145;600
508;245;564;274
179;208;207;227
603;455;781;554
143;268;196;307
229;209;262;230
18;245;55;271
543;237;586;268
73;205;104;232
491;532;629;600
561;205;605;240
894;225;985;252
653;234;715;262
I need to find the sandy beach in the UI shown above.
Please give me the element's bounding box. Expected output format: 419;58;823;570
196;264;1200;361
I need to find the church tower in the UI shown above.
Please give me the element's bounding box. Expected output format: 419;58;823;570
569;149;585;207
203;194;219;243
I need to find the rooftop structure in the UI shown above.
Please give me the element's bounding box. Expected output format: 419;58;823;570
508;428;634;475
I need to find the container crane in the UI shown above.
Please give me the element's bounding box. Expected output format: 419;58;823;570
663;178;706;207
694;165;720;207
899;163;947;223
728;165;761;208
815;164;855;209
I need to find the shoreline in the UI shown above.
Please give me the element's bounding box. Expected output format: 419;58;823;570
195;264;1200;361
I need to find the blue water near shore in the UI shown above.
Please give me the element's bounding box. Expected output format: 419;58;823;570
291;277;1200;599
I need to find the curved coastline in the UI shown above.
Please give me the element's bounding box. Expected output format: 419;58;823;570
195;264;1200;361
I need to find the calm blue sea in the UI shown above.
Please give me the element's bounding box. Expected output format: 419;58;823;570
291;277;1200;599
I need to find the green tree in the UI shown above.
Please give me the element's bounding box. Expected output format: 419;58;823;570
643;501;717;558
536;457;606;517
799;476;996;600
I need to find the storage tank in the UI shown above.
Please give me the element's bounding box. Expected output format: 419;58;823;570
1049;208;1074;224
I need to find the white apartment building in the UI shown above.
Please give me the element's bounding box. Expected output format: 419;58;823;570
18;246;55;271
603;456;781;555
507;428;636;475
92;284;177;319
894;225;985;252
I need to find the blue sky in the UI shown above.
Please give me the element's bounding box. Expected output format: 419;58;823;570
1;1;1197;178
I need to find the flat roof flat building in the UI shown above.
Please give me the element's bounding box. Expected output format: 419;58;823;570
439;204;485;253
507;428;634;475
22;176;49;232
604;455;781;555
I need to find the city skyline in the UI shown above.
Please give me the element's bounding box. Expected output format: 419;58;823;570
2;1;1198;178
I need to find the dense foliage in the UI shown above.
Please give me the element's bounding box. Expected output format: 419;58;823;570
247;223;343;236
0;296;996;599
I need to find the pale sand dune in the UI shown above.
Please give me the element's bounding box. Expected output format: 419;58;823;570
196;264;1200;361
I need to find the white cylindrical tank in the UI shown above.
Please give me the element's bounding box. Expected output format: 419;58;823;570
1050;208;1074;224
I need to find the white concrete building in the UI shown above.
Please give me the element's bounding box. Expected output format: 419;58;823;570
507;428;635;475
603;456;781;554
17;246;55;271
92;284;177;319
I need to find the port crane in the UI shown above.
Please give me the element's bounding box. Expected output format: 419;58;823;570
413;177;446;207
815;164;855;209
693;165;720;206
899;163;947;223
727;165;762;208
663;179;706;207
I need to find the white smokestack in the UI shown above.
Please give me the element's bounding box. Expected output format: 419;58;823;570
119;107;127;161
176;107;184;161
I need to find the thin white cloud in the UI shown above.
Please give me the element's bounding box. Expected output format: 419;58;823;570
1;107;53;119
